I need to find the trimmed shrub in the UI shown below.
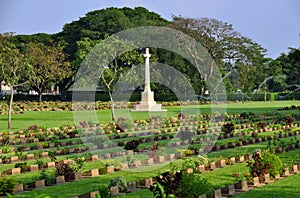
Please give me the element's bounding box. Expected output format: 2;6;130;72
0;176;17;196
179;173;213;197
247;150;283;179
108;176;128;193
222;122;235;134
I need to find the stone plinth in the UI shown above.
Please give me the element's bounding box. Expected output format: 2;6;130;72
146;158;154;165
133;91;166;112
135;160;142;168
216;160;226;168
292;165;299;173
26;154;35;160
46;162;55;168
29;164;39;172
84;169;99;177
234;180;249;192
166;153;176;161
197;165;205;173
110;186;119;196
248;177;264;187
75;172;83;180
9;168;21;175
90;155;98;161
56;176;65;184
41;152;49;158
138;178;153;188
14;184;24;193
79;191;100;198
213;189;222;198
121;163;129;170
221;184;236;196
106;165;114;173
128;182;136;192
28;180;45;189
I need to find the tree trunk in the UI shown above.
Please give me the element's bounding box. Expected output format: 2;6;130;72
199;85;205;103
60;86;67;101
7;85;13;129
264;78;267;102
59;80;73;101
241;85;245;103
39;92;43;103
108;91;115;121
184;85;187;101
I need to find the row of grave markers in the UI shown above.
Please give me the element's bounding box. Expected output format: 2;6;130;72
12;141;300;197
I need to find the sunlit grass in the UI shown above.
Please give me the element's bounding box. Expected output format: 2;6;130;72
0;101;299;131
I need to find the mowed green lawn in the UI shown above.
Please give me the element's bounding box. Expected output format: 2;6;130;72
0;101;299;131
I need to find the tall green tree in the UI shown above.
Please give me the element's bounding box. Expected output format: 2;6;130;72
277;47;300;87
0;33;28;129
25;41;72;102
168;16;268;97
75;36;142;121
57;7;168;100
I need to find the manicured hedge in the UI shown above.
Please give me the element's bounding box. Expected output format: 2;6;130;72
1;92;298;102
276;92;300;100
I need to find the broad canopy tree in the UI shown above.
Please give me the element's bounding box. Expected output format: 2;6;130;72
277;47;300;87
167;16;269;98
0;33;28;129
74;36;143;121
25;41;72;102
56;7;168;100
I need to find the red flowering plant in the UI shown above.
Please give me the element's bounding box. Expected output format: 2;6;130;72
147;142;158;158
204;145;213;152
178;113;186;120
147;142;165;159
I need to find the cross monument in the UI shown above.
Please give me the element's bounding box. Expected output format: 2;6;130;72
133;48;166;112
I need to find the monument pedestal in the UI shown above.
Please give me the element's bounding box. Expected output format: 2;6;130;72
133;91;166;112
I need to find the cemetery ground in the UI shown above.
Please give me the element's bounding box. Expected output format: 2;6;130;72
0;100;300;198
0;101;299;131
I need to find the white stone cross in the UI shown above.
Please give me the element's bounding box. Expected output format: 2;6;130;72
144;48;151;93
132;47;166;112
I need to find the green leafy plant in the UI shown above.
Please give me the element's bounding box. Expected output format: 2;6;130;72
108;176;128;193
0;155;7;164
14;150;24;159
194;155;209;166
48;151;57;162
221;122;235;134
260;150;283;177
0;176;17;196
124;154;136;168
232;172;251;182
14;162;28;172
256;122;266;130
101;159;115;167
284;114;293;125
247;150;283;179
99;185;112;198
71;157;85;173
179;173;213;198
38;169;55;186
35;157;45;169
55;161;75;181
152;171;182;196
182;158;196;170
150;182;175;198
1;141;13;154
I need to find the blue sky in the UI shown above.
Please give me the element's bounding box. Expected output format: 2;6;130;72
0;0;299;58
